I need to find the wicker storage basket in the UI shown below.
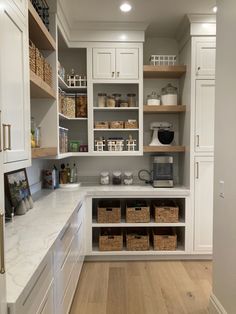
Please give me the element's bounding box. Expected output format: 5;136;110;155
95;121;109;129
110;121;124;129
153;201;179;223
126;230;149;251
97;200;121;223
126;200;150;223
44;60;53;87
153;228;177;251
125;120;138;129
35;47;44;80
99;228;123;251
29;40;36;73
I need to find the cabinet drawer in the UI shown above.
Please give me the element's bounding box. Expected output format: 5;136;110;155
17;252;53;314
74;201;83;232
36;281;54;314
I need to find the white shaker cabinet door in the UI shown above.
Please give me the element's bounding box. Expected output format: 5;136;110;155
194;157;214;253
195;80;215;153
0;3;30;166
116;48;139;79
11;0;27;17
195;40;216;78
93;48;116;79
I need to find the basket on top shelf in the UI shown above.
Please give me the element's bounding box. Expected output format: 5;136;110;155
152;228;177;251
126;229;150;251
153;200;179;223
97;200;121;223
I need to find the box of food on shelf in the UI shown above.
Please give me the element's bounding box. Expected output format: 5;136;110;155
152;228;177;251
110;121;124;129
69;140;80;152
126;229;150;251
99;228;123;251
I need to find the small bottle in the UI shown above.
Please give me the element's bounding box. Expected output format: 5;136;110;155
66;163;71;183
54;165;59;189
70;163;78;183
60;164;67;184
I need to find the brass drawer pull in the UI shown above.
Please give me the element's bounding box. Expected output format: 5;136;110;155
3;124;11;151
0;212;5;274
0;111;2;152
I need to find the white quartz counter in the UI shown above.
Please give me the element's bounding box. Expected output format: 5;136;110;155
5;184;189;304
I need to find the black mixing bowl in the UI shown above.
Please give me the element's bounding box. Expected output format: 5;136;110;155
158;129;174;145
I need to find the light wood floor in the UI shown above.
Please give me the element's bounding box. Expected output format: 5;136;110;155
70;260;212;314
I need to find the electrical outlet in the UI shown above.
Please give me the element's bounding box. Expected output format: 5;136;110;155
219;180;225;198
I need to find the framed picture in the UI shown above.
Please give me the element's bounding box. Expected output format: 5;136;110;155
5;168;31;210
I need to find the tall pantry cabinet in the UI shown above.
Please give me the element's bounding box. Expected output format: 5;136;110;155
192;37;216;253
0;0;31;173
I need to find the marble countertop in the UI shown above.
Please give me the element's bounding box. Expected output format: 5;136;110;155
5;184;190;304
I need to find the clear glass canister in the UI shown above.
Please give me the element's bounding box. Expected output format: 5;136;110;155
147;92;161;106
112;93;121;107
112;171;122;185
100;171;110;185
123;171;133;185
98;93;107;107
161;83;178;106
106;95;116;107
127;93;136;107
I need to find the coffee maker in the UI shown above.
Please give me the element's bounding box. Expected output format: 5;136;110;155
152;156;174;188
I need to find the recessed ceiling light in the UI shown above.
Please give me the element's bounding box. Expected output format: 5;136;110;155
120;2;132;12
213;6;218;13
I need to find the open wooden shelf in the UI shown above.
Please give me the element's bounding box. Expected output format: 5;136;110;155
143;105;186;113
28;0;56;51
30;71;56;99
144;146;185;153
59;113;88;121
94;128;139;132
143;65;186;79
32;147;57;159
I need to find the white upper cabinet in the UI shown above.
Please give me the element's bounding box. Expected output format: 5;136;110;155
195;39;216;78
116;48;139;79
0;3;30;170
194;156;214;253
93;48;139;80
195;80;215;153
93;48;116;79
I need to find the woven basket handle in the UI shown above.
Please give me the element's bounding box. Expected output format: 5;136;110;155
135;207;141;211
106;208;113;211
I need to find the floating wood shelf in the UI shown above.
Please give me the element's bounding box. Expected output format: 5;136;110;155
28;0;56;51
144;146;185;153
143;65;186;79
94;129;139;132
32;147;57;159
59;113;88;121
30;71;56;99
58;76;87;93
143;105;186;113
94;107;139;111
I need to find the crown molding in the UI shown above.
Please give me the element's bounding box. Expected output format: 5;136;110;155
57;1;71;45
71;21;148;31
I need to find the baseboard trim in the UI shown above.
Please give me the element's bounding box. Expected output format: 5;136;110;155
209;293;227;314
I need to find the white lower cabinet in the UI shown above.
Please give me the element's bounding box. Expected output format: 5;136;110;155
36;282;54;314
194;156;214;253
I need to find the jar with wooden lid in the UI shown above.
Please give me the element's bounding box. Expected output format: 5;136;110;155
107;95;116;107
112;93;121;107
98;93;107;107
127;93;136;107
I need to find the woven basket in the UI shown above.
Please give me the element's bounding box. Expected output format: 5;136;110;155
99;229;123;251
126;200;150;223
44;60;53;87
97;200;121;223
126;230;149;251
35;47;44;80
29;40;36;73
95;121;109;129
154;201;179;223
153;228;177;251
125;120;138;129
110;121;124;129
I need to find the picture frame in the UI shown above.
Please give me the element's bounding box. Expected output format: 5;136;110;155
5;168;32;215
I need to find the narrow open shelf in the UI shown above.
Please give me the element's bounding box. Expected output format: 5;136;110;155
58;76;87;93
94;107;139;111
143;105;186;113
59;113;88;121
30;71;56;99
143;65;186;79
94;129;139;132
32;147;57;159
28;0;56;51
144;146;185;153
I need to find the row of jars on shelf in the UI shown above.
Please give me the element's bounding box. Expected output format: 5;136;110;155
98;93;136;108
100;171;134;185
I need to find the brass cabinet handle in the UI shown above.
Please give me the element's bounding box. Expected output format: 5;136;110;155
0;111;2;152
3;124;11;151
196;135;200;147
0;212;5;274
8;124;11;150
196;162;199;179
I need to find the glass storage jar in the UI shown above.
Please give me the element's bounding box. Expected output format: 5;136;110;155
98;93;107;107
147;92;161;106
161;83;178;106
127;93;137;107
112;93;121;107
112;171;122;185
100;171;110;185
123;171;133;185
106;95;116;107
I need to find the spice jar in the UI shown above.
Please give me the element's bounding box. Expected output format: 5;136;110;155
124;172;133;185
98;93;107;107
147;92;161;106
100;172;110;185
161;83;178;106
112;171;122;185
127;93;136;107
106;95;116;107
112;93;121;107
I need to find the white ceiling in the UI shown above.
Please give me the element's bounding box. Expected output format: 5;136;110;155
59;0;216;37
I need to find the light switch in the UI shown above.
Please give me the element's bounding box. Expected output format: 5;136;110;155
219;180;225;198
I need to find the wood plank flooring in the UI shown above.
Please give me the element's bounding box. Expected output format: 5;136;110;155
70;261;212;314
